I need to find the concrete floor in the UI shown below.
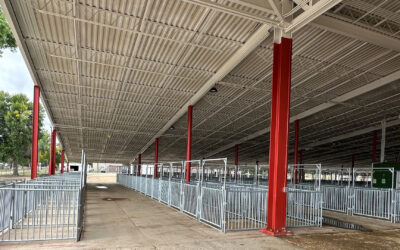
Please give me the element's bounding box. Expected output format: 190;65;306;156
2;174;400;250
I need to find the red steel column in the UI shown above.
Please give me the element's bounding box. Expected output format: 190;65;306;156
31;85;40;179
154;138;159;178
185;105;193;183
234;144;239;181
352;154;355;181
61;150;65;174
372;130;377;163
299;149;304;182
52;130;57;175
67;162;69;172
49;129;57;175
293;120;299;184
48;130;53;175
262;36;292;236
138;154;142;176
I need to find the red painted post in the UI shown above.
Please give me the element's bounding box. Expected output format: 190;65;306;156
261;36;292;236
294;120;299;184
299;149;303;182
185;105;193;183
67;162;69;172
31;86;40;179
61;150;65;174
372;130;377;163
138;154;142;176
154;138;159;178
51;129;57;175
49;129;54;175
235;144;239;181
352;154;355;181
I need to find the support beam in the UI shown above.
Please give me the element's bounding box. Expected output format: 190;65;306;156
299;150;304;182
235;144;239;181
285;0;343;33
312;15;400;52
154;138;159;178
372;130;377;163
294;120;299;184
351;154;355;180
301;118;400;150
381;120;386;163
31;85;40;179
61;150;65;174
206;70;400;158
261;35;292;236
52;130;57;175
49;129;57;175
138;154;142;176
67;162;69;173
185;106;193;183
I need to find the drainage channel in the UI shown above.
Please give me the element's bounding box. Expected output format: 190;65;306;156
102;197;127;201
322;217;371;231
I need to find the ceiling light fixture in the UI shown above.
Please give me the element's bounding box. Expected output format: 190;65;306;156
209;87;218;93
169;126;175;130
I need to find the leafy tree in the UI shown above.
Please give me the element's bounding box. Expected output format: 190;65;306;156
38;130;50;166
55;146;62;169
0;91;45;175
38;131;62;170
0;7;17;56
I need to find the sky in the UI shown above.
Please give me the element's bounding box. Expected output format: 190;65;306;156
0;48;52;132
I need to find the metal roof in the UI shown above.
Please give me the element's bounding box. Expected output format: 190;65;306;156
1;0;399;166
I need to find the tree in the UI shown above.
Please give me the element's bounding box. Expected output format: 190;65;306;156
38;130;50;166
55;146;62;169
0;91;44;175
0;7;17;56
39;131;62;170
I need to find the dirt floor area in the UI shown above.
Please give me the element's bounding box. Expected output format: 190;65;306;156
2;174;400;249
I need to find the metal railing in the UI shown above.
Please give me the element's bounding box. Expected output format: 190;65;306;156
118;159;323;232
352;187;392;221
225;186;267;231
321;185;350;213
294;167;400;223
0;150;88;242
286;187;322;227
394;190;400;223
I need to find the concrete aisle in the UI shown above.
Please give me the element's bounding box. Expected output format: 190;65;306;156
0;182;299;250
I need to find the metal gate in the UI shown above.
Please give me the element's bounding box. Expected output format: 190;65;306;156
159;180;169;204
321;185;349;213
352;187;392;220
225;187;267;231
182;183;198;217
170;181;182;209
200;187;224;230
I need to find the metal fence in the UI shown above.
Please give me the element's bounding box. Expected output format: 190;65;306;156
119;163;400;226
225;186;267;231
117;159;323;232
0;151;87;242
321;185;350;213
353;187;392;221
286;187;322;227
394;190;400;223
300;167;400;223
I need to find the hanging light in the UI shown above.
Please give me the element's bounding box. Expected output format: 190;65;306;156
209;87;218;93
169;125;175;130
